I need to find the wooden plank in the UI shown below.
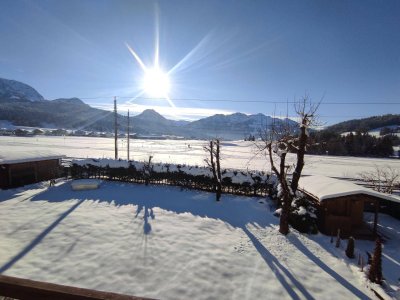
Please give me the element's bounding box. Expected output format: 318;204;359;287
0;275;155;300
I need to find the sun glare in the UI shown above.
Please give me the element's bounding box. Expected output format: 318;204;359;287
125;6;174;103
142;68;170;98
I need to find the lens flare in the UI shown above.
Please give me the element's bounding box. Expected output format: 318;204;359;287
142;68;170;98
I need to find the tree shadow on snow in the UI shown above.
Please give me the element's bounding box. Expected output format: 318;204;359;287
287;234;371;300
18;180;330;297
29;181;271;231
243;227;315;300
0;198;83;274
0;182;49;203
135;204;154;235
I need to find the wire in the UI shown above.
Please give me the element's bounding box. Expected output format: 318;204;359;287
74;96;400;105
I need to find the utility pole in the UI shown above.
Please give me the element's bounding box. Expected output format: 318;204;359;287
127;109;130;161
114;96;118;160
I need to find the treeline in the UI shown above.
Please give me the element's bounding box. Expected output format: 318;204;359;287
308;131;398;157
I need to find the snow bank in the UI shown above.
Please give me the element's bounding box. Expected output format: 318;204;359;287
299;175;400;203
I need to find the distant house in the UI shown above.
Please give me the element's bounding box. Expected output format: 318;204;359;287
0;151;64;189
393;146;400;158
298;175;400;239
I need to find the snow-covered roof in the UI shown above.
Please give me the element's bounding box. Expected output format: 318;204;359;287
0;150;64;164
298;175;400;203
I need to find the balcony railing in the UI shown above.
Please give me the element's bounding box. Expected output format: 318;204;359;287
0;275;154;300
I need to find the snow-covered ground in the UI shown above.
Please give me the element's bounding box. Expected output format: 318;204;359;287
1;136;400;178
1;180;399;299
364;213;400;296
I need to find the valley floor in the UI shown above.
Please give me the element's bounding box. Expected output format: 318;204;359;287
1;136;400;179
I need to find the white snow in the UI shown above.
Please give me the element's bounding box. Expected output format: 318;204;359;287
393;146;400;154
0;148;64;165
2;136;400;180
360;213;400;298
297;206;307;216
312;211;400;299
299;175;400;203
1;180;392;299
71;179;102;191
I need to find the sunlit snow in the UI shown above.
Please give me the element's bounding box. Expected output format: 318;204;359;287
1;136;400;179
2;181;396;299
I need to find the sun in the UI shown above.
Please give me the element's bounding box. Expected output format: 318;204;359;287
142;68;170;98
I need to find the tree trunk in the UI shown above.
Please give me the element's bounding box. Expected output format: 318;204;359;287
267;144;291;234
209;141;217;194
216;185;221;201
215;139;222;201
291;122;307;192
279;192;290;235
279;152;291;235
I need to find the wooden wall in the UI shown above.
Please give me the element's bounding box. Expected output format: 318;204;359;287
0;159;61;189
317;195;372;237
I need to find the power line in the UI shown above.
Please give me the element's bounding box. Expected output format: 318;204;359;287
78;96;400;105
8;96;396;127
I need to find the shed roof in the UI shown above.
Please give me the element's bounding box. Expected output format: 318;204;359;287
0;150;64;165
298;175;400;203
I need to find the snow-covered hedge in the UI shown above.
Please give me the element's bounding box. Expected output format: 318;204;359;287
70;158;270;197
289;191;318;234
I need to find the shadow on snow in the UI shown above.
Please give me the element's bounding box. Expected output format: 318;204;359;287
0;181;372;298
287;234;370;299
0;199;83;273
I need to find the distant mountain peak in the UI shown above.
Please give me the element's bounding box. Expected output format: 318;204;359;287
137;109;166;120
143;109;158;114
0;78;44;102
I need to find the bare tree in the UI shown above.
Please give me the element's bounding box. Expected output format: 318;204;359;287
257;96;320;235
358;165;400;194
204;139;222;201
143;155;153;186
290;98;321;192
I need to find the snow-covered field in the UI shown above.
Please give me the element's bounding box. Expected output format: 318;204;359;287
1;180;399;299
1;136;400;178
1;136;400;298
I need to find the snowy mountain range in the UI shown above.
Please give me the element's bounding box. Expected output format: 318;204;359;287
186;113;285;140
0;77;299;140
0;78;44;102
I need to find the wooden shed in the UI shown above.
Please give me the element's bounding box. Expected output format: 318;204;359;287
0;151;64;189
298;175;398;239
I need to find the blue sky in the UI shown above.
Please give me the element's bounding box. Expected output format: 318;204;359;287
0;0;399;125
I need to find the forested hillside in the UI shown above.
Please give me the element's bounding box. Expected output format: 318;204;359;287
326;114;400;133
308;130;399;157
